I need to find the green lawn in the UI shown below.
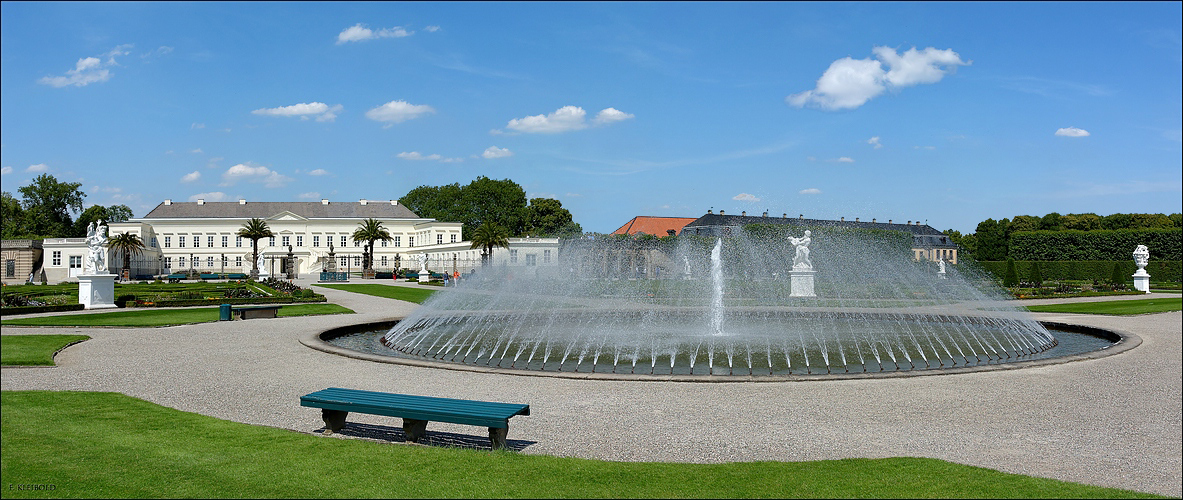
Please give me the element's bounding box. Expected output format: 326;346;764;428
314;283;437;304
1025;297;1182;315
0;335;90;366
0;303;354;327
0;391;1161;499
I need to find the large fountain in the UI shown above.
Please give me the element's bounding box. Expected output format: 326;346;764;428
367;224;1078;377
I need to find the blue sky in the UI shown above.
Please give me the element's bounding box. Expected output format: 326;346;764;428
2;2;1180;234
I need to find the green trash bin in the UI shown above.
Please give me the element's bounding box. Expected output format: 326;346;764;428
219;303;232;321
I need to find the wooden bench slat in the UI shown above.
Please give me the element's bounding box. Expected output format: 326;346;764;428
300;388;530;429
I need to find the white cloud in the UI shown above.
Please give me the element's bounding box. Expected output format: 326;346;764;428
424;25;441;32
503;106;632;134
1;166;12;175
38;44;134;88
297;192;322;200
188;192;228;202
365;100;436;126
220;163;291;188
190;148;203;154
799;188;822;195
733;193;761;202
252;102;342;122
181;171;201;183
482;146;513;159
593;107;635;125
1055;127;1090;137
190;123;205;130
397;152;442;161
913;145;937;150
26;163;49;173
830;157;855;163
308;169;329;176
788;46;969;110
867;136;882;149
336;23;413;44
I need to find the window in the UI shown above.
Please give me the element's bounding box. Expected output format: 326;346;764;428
69;255;82;270
282;236;290;247
207;256;215;267
353;256;361;266
178;256;186;268
179;236;186;248
381;255;388;266
194;257;200;268
437;234;443;245
236;236;243;248
151;237;158;248
451;234;457;243
208;236;214;248
354;238;360;247
222;236;228;247
269;237;276;247
6;259;15;278
408;237;414;247
339;256;348;267
526;254;537;266
313;236;320;248
393;236;401;247
381;239;387;247
340;236;347;247
164;236;171;248
164;257;172;269
544;250;551;264
53;251;62;266
235;256;242;268
296;236;303;247
510;249;518;264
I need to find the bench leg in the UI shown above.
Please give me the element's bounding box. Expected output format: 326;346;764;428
321;409;348;434
489;426;509;450
403;418;428;443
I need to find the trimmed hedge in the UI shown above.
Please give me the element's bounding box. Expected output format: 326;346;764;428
0;303;86;316
979;260;1182;283
1008;229;1181;261
131;296;327;307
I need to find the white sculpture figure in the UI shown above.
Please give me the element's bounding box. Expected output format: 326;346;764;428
84;220;110;274
257;252;266;273
1132;245;1151;293
787;230;813;270
937;258;947;279
418;253;429;272
682;255;692;277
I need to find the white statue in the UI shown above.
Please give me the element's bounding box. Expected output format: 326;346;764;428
787;230;812;270
84;220;109;274
682;256;691;275
1133;245;1150;271
938;258;946;273
257;252;266;273
418;253;429;272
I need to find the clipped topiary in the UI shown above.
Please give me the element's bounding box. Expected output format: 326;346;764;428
1003;258;1019;287
1028;261;1044;288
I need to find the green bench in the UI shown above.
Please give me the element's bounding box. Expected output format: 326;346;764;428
300;388;530;450
231;304;282;319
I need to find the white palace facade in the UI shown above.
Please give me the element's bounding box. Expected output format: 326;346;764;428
36;198;558;283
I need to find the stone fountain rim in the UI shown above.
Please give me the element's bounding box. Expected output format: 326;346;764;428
301;317;1138;383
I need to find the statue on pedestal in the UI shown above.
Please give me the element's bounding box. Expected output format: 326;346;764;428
84;220;110;274
787;230;812;270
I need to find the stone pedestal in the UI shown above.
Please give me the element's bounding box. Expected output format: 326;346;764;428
938;270;947;280
1132;270;1151;293
78;274;118;309
790;269;816;297
418;270;431;283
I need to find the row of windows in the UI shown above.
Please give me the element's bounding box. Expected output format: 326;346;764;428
163;256;245;269
159;233;459;249
508;249;552;265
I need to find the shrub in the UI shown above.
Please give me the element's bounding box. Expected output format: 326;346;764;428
1028;261;1043;288
1003;258;1018;287
1110;262;1125;287
115;294;136;308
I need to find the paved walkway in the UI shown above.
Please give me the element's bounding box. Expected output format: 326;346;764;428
2;284;1179;496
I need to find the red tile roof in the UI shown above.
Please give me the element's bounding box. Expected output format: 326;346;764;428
611;216;698;236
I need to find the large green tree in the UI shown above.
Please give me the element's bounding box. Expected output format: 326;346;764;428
523;197;581;237
351;218;392;272
73;204;134;238
236;218;275;280
1;191;28;239
15;174;86;238
974;218;1010;261
401;177;543;240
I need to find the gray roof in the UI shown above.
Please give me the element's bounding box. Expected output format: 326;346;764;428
683;213;958;248
142;201;421;220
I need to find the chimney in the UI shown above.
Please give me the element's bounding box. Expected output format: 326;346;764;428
888;219;893;224
197;199;205;205
707;209;713;214
719;210;725;216
390;200;398;205
907;220;912;225
762;211;768;218
741;211;746;217
840;216;844;222
799;214;804;220
872;218;876;223
782;213;787;218
359;199;368;205
239;199;246;205
855;217;860;223
321;199;329;205
164;199;172;205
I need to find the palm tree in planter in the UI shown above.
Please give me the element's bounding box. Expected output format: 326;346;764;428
108;232;145;280
470;222;510;266
351;218;392;277
237;218;275;280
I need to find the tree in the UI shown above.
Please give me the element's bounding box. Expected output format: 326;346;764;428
399;183;464;224
351;218;392;273
469;223;510;266
523;198;580;236
1003;258;1018;287
1;191;28;239
73;204;134;238
1038;212;1063;231
1109;262;1127;288
1008;215;1040;233
236;218;275;280
1061;213;1102;231
974;218;1009;261
1027;260;1043;288
400;177;532;240
108;232;145;279
16;174;85;238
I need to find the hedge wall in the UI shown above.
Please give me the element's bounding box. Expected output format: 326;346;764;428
1008;229;1181;261
978;260;1182;283
131;295;327;307
0;303;86;316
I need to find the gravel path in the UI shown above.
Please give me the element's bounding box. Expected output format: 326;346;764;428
3;283;1179;496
